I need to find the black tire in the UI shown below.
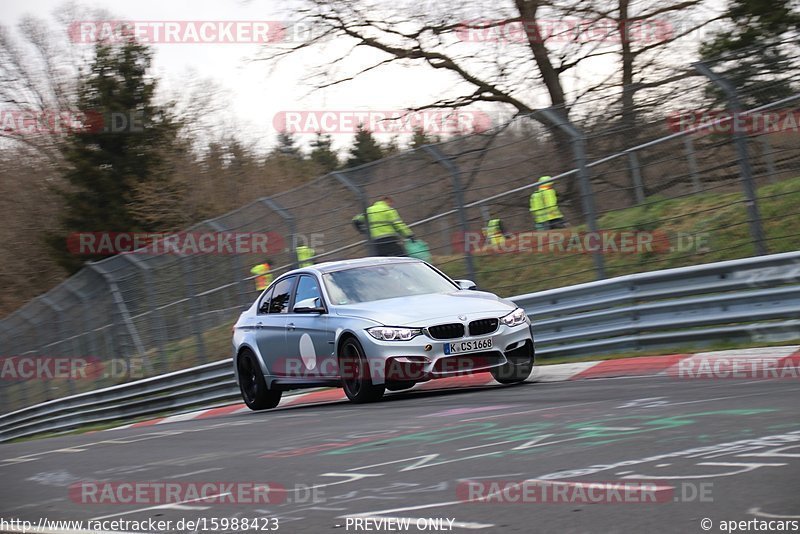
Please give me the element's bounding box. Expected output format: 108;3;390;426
385;381;415;392
339;337;385;403
491;342;535;384
237;349;282;410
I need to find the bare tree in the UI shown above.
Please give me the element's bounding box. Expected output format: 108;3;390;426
256;0;723;209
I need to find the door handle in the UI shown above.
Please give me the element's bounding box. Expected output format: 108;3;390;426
287;323;296;331
256;322;263;329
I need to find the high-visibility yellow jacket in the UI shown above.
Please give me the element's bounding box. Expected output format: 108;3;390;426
483;218;505;245
250;263;273;291
530;187;563;223
353;200;413;240
296;245;315;267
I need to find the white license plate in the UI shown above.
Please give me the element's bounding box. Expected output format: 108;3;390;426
444;338;493;355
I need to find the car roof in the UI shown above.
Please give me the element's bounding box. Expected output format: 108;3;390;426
306;256;421;274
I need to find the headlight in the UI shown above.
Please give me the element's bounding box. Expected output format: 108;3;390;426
367;326;422;341
501;308;529;327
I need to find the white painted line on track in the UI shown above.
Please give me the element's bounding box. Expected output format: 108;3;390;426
164;467;223;479
88;492;228;520
749;507;800;519
157;410;209;424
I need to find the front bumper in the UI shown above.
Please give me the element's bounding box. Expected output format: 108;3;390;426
364;323;534;384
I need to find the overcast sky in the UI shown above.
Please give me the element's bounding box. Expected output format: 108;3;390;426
3;0;726;153
3;0;496;152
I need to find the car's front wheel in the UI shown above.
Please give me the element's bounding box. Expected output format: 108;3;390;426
491;341;534;384
339;337;385;403
237;349;282;410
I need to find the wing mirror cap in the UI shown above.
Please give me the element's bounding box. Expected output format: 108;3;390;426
455;279;478;290
293;297;325;313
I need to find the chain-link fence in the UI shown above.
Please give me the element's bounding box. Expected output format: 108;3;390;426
2;44;799;413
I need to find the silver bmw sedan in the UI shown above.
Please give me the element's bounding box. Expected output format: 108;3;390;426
232;257;534;409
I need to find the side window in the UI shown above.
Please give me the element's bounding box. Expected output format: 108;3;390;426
257;286;274;314
293;275;323;310
268;277;296;314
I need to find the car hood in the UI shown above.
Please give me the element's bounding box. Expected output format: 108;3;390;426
333;291;517;326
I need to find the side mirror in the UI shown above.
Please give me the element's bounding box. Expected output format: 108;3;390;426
455;279;478;290
293;297;325;313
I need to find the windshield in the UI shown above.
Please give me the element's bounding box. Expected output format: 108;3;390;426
322;262;458;305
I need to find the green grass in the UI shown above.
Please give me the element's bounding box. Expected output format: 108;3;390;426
440;176;800;297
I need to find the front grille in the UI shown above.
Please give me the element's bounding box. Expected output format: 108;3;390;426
469;318;499;336
427;323;465;340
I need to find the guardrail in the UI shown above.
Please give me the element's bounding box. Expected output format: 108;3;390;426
2;251;799;442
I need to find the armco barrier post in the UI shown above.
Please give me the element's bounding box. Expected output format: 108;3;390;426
422;144;478;284
333;171;373;255
534;108;606;279
693;61;767;256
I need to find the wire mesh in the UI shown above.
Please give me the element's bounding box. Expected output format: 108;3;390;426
1;44;799;413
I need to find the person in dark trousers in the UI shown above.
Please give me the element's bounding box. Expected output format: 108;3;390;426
530;176;566;230
353;196;415;256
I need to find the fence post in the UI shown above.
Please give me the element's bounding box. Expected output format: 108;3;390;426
693;61;768;256
17;307;46;403
120;254;161;375
206;219;251;309
627;151;646;204
422;144;478;283
684;136;702;193
63;282;102;369
333;171;373;255
179;254;208;363
39;296;76;395
87;263;144;378
534;108;606;279
0;322;11;411
759;136;776;183
259;198;300;268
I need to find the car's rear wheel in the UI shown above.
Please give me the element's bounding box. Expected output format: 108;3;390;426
491;340;535;384
339;337;385;403
238;349;282;410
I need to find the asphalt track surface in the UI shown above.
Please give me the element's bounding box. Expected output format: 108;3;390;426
2;374;799;534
